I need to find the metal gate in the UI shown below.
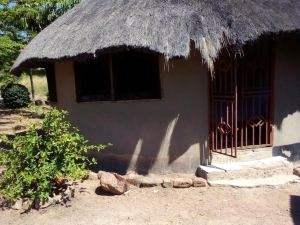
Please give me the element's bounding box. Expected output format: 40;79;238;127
210;40;273;157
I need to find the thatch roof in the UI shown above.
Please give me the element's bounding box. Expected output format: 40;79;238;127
11;0;300;73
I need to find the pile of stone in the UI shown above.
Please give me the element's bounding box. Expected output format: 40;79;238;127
92;171;208;195
4;184;75;211
294;166;300;177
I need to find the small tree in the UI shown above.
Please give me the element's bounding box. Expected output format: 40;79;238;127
0;108;109;208
1;83;31;109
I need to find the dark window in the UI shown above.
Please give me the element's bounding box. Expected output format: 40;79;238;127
74;56;111;102
45;64;57;102
74;51;161;102
113;52;161;100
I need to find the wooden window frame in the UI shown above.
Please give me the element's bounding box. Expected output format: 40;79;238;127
74;52;162;103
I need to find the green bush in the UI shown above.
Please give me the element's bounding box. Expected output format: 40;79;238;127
1;83;31;109
0;108;109;207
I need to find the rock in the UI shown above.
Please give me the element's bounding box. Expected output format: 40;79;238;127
40;195;62;209
125;173;143;187
88;171;99;180
98;171;106;180
14;125;26;131
193;177;207;187
35;100;44;106
11;200;22;210
100;172;129;195
140;176;163;188
21;199;31;210
173;178;193;188
293;167;300;177
40;199;54;209
162;178;174;188
63;187;75;200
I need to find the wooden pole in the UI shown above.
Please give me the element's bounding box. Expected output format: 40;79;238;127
29;69;35;102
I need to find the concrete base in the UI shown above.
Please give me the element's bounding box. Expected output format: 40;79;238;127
208;175;300;188
197;156;293;182
210;147;274;164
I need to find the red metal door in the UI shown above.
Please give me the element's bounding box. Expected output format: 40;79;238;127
210;39;273;157
237;41;273;149
210;51;237;157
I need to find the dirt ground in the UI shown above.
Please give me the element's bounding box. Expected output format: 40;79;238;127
0;105;48;135
1;180;300;225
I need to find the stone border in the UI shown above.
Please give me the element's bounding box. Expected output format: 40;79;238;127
90;171;208;194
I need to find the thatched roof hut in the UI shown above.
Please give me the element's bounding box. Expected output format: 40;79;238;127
11;0;300;73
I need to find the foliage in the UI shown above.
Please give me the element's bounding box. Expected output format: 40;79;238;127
0;0;80;86
0;35;23;84
0;0;81;39
0;108;108;206
2;83;31;108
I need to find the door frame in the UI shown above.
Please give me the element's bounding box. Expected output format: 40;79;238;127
208;39;276;158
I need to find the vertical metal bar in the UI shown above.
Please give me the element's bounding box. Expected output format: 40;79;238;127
220;102;223;153
234;58;238;157
252;126;255;147
215;102;218;152
240;71;244;148
259;126;262;146
266;121;269;145
245;97;248;147
231;101;234;155
225;103;229;154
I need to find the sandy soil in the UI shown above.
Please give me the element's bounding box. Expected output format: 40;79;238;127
1;180;300;225
0;106;47;135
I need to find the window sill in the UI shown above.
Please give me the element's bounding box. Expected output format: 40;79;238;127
76;98;163;104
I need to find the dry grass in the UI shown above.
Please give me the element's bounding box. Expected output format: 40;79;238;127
18;74;48;99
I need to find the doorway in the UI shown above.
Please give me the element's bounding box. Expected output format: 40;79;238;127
210;39;274;157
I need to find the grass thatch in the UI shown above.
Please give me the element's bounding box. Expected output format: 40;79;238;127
12;0;300;73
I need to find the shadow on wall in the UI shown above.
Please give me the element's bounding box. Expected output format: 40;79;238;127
273;142;300;163
89;108;208;175
290;195;300;225
272;34;300;163
85;53;209;175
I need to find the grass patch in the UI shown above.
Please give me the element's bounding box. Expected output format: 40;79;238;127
18;74;48;99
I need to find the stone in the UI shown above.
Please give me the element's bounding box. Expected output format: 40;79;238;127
35;100;44;106
100;172;129;195
11;200;22;210
125;173;143;187
14;125;26;131
173;178;193;188
40;198;54;209
63;187;75;200
98;170;106;180
21;199;31;210
193;177;208;187
293;167;300;177
40;195;62;209
162;178;174;188
140;176;163;188
88;171;99;180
